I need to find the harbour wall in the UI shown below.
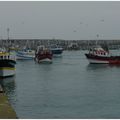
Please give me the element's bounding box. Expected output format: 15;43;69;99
1;39;120;50
0;84;17;119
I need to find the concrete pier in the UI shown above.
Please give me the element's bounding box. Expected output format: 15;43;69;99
0;85;17;119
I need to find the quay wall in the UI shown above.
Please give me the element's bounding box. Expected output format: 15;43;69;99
0;84;17;119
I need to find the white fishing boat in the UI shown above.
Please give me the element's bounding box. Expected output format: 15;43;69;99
16;48;35;60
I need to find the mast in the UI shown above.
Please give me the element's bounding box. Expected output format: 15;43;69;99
7;27;10;40
96;34;99;46
7;27;11;48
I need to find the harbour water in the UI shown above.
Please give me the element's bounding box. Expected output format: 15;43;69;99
1;50;120;118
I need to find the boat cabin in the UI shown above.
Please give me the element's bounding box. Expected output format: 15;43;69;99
0;53;10;60
89;46;110;57
36;45;51;54
0;48;16;61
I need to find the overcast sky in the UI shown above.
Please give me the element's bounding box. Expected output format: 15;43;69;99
0;1;120;40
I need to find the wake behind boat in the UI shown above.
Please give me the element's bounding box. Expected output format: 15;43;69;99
85;45;120;64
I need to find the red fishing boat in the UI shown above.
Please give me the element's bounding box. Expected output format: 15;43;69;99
85;45;120;64
35;45;53;63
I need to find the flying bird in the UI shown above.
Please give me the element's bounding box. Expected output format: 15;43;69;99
100;19;104;22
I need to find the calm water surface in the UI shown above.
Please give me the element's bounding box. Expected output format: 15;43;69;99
1;50;120;118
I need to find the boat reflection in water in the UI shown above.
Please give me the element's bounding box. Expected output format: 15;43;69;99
86;63;120;71
0;76;16;102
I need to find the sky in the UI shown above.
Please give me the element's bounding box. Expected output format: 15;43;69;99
0;1;120;40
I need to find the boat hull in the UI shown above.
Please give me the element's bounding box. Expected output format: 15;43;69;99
16;55;34;60
35;55;52;63
36;58;52;63
85;53;120;64
51;49;63;55
0;67;16;77
16;51;35;60
16;53;35;60
35;53;53;63
0;60;16;77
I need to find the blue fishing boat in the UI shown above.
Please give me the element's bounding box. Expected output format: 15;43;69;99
50;45;63;57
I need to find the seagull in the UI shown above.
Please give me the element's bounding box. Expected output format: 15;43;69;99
73;30;77;32
100;19;104;22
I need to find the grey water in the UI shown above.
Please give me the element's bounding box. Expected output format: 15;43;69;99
2;50;120;119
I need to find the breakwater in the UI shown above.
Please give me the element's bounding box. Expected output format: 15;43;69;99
1;39;120;50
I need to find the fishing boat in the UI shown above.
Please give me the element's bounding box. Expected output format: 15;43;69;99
0;48;16;77
50;45;63;57
35;45;53;63
85;45;120;64
16;48;35;60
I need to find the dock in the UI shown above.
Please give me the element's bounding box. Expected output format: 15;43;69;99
0;85;17;119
